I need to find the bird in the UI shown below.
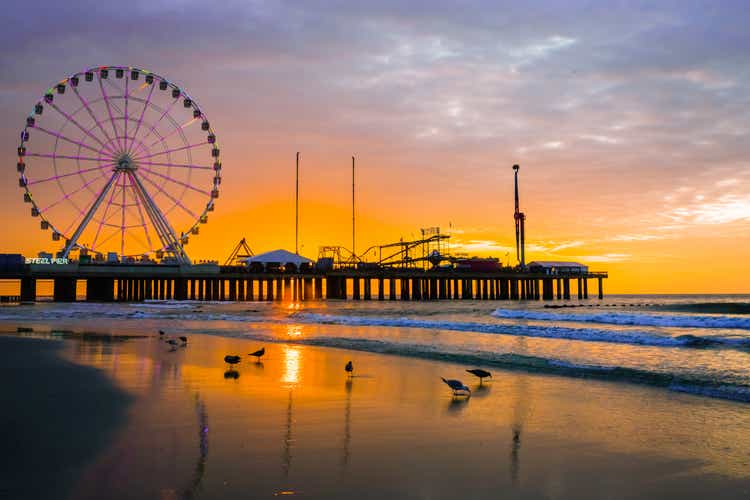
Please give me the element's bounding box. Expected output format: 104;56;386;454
224;355;241;368
441;377;471;396
249;347;265;361
466;369;492;384
179;336;188;344
345;361;353;376
166;339;179;346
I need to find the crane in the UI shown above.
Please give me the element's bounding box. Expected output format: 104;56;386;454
513;164;526;268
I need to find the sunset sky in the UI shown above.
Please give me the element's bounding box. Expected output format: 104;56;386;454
1;1;749;293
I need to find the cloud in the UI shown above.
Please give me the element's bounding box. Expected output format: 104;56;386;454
579;134;621;145
571;253;631;263
665;194;750;225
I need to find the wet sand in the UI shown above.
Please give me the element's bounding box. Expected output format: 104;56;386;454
3;329;750;499
0;336;131;499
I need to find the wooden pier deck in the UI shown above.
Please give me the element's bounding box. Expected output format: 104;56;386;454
0;263;607;303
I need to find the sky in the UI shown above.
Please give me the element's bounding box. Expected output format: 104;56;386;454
1;0;749;293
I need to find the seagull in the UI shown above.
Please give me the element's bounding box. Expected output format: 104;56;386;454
441;377;471;396
466;369;492;384
179;336;188;344
249;347;265;361
224;355;241;368
345;361;353;376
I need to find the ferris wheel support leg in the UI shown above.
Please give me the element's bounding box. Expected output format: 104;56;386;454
62;171;119;259
128;172;192;265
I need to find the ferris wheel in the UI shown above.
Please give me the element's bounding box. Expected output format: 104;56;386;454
17;65;221;264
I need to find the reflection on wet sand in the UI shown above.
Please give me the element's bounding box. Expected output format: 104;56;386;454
509;374;532;488
446;396;470;415
471;383;491;398
283;389;294;479
342;378;352;473
182;393;208;499
281;345;300;479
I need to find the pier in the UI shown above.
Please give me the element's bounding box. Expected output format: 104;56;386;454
0;264;606;303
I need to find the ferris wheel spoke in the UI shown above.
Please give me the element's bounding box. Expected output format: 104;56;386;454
139;160;213;170
93;223;126;250
146;117;199;149
98;73;124;153
40;173;109;213
71;86;118;155
120;172;127;257
129;96;180;157
137;171;198;219
91;172;123;251
61;171;120;258
27;162;117;186
32;124;104;156
132;141;209;162
47;101;115;155
137;167;209;196
126;172;156;252
26;152;108;162
124;76;129;153
128;82;155;156
104;76;126;97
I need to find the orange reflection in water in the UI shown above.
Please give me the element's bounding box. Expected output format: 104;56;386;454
285;325;303;338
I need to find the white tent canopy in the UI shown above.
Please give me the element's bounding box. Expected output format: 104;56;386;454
245;249;313;268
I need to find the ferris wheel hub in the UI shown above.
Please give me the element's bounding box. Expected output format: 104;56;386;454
115;153;137;172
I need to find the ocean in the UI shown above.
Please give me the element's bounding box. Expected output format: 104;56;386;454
2;294;749;404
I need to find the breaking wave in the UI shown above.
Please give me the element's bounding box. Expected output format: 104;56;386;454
491;308;750;330
2;304;749;350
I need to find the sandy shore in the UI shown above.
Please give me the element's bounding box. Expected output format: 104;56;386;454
2;328;750;499
0;335;131;499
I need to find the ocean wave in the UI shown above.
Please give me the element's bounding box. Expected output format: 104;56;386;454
289;312;750;349
491;308;750;330
195;328;750;404
2;305;749;350
649;302;750;315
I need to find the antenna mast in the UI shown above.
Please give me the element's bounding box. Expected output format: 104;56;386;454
352;155;356;260
513;164;526;268
295;152;300;255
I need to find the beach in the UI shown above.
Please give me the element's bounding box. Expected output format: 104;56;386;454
2;299;750;499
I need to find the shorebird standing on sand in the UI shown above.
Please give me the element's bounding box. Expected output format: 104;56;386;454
224;355;241;368
249;347;265;361
345;361;353;377
441;377;471;396
466;369;492;384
